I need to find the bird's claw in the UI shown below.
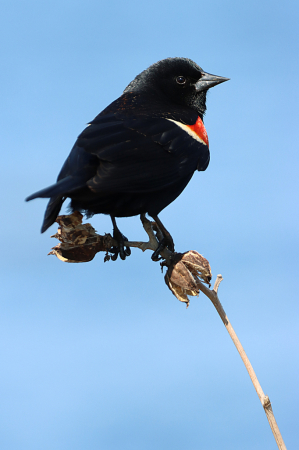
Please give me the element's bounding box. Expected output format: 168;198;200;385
151;236;174;261
110;232;131;261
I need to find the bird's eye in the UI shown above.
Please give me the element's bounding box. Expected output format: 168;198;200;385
176;76;186;85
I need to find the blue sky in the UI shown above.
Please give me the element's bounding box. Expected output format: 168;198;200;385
1;0;298;449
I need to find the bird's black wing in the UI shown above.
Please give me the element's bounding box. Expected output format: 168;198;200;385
77;113;210;194
26;112;210;231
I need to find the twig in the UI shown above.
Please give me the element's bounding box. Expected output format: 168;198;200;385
196;276;287;450
49;212;173;264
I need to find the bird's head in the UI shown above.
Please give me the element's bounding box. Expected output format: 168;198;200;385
124;57;229;119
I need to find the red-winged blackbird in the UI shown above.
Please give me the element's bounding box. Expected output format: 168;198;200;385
26;57;228;260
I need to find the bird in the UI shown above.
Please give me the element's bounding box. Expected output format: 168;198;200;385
26;57;228;260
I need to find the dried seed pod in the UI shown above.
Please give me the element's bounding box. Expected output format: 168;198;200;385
165;251;212;307
49;212;114;263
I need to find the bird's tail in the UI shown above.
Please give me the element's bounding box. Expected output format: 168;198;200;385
25;176;85;201
26;176;87;233
40;196;65;233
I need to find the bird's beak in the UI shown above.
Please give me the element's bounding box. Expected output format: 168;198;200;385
195;72;230;91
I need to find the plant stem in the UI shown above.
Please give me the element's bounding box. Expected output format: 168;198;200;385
196;275;287;450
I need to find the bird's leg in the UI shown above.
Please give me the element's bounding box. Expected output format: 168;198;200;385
149;214;175;261
110;216;131;261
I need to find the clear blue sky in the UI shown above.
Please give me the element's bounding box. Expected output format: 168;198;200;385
1;0;298;449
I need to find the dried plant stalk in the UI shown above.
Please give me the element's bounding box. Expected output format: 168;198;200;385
48;212;287;449
196;276;287;450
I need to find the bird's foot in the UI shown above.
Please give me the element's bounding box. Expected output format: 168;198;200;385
110;229;131;261
149;214;175;261
151;235;174;261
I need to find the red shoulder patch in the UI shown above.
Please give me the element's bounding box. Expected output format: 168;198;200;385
166;116;209;147
187;117;209;147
